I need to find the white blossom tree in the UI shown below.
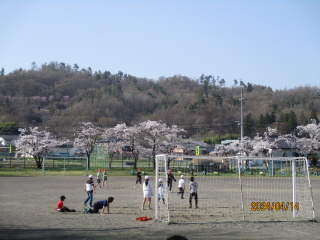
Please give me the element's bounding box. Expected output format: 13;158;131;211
296;119;320;155
73;122;103;168
213;137;251;156
249;128;279;156
210;128;280;157
109;123;141;169
158;126;186;155
139;120;185;169
210;123;320;161
139;146;153;163
211;141;240;156
15;127;61;168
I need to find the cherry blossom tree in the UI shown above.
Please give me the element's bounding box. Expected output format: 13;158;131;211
211;128;280;157
210;123;320;161
108;123;141;169
139;146;153;163
15;127;61;168
139;120;185;169
209;144;227;156
158;127;186;155
73;122;103;169
249;128;280;156
296;119;320;155
211;137;251;156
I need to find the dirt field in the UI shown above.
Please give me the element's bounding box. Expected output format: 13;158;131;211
0;176;320;240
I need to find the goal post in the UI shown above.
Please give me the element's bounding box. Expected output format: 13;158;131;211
155;154;169;222
155;154;315;223
42;156;88;175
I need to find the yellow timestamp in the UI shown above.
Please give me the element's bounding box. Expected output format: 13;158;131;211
251;202;300;211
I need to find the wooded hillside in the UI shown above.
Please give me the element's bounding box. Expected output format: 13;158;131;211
0;62;319;141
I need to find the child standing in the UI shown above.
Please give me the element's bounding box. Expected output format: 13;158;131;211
177;175;185;199
189;176;198;208
135;168;142;188
158;178;165;204
96;169;102;188
84;175;96;207
167;169;176;192
142;176;153;210
103;169;108;188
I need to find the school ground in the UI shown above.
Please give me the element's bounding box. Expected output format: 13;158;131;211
0;176;320;240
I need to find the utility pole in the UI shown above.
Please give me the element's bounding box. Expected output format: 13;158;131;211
240;88;244;144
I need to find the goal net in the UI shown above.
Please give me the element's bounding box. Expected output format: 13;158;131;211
155;154;315;223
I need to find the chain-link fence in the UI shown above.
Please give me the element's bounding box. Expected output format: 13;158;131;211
0;153;153;175
0;154;88;175
0;155;37;169
43;156;88;171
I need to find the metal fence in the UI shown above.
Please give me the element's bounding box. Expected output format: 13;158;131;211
0;154;153;173
43;156;88;171
0;155;88;175
0;155;36;169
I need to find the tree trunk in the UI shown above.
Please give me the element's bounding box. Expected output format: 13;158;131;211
167;158;172;170
133;153;138;169
86;151;91;169
131;149;139;169
109;153;113;169
34;155;43;169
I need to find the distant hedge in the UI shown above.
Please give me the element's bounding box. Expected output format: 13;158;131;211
203;133;240;144
0;122;19;134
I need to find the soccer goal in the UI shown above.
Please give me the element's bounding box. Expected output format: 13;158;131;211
155;154;315;223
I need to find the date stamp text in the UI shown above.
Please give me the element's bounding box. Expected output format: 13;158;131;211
251;202;300;211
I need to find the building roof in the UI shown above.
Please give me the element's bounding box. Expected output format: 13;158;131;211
0;135;19;146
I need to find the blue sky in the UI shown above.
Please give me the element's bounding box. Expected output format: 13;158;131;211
0;0;319;90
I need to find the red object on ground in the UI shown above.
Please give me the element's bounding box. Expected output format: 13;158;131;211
136;216;152;221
